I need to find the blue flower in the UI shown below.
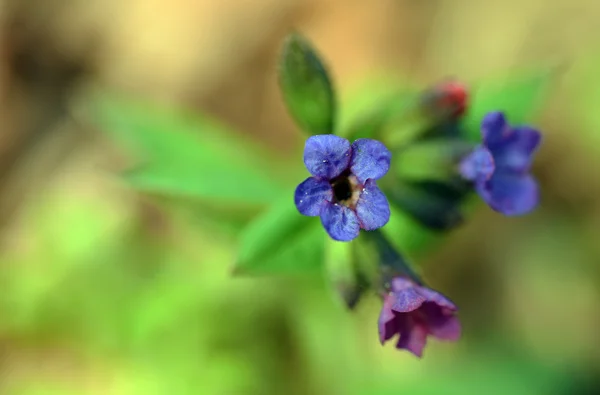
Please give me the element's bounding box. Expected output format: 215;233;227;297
294;134;391;241
459;112;542;216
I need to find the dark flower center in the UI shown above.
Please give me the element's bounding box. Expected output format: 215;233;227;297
332;177;352;201
330;170;361;207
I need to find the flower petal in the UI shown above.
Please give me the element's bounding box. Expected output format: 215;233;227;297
396;318;428;358
458;145;495;182
429;315;461;341
390;280;427;313
391;276;418;292
491;126;542;172
416;286;458;311
481;111;510;147
319;202;360;241
355;180;390;231
303;135;352;179
378;294;398;344
294;177;333;216
476;173;539;216
349;138;391;183
419;302;461;340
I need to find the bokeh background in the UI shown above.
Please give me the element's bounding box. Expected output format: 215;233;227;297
2;0;600;394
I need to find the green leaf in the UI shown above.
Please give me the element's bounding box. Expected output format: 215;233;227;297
344;92;417;144
339;75;419;128
278;33;336;135
339;76;419;143
341;79;456;150
234;193;326;275
393;138;474;181
84;92;294;205
463;67;555;140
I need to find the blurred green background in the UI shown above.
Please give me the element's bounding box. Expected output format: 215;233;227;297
2;0;600;394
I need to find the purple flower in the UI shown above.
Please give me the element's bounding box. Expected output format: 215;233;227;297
294;135;391;241
459;112;542;216
378;277;461;357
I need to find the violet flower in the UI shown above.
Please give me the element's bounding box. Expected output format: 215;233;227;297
294;134;391;241
378;277;461;357
459;112;542;216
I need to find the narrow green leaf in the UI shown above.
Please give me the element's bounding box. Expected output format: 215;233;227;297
84;93;293;205
278;33;336;135
234;193;326;275
463;67;555;140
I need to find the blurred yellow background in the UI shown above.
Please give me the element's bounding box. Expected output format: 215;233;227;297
1;0;600;394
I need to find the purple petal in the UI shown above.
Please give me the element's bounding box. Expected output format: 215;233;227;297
391;277;417;292
391;286;427;313
378;294;398;344
396;318;427;358
511;126;542;154
481;112;511;147
349;139;391;183
294;177;333;216
415;286;458;311
319;202;360;241
355;180;390;231
429;315;461;341
303;135;352;179
419;303;461;341
476;173;539;216
491;126;542;172
459;146;495;182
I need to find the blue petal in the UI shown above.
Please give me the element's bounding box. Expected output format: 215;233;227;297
476;173;539;216
491;126;541;172
294;177;332;216
303;135;352;179
355;180;390;230
458;145;495;182
349;139;391;183
319;202;360;241
481;112;510;148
